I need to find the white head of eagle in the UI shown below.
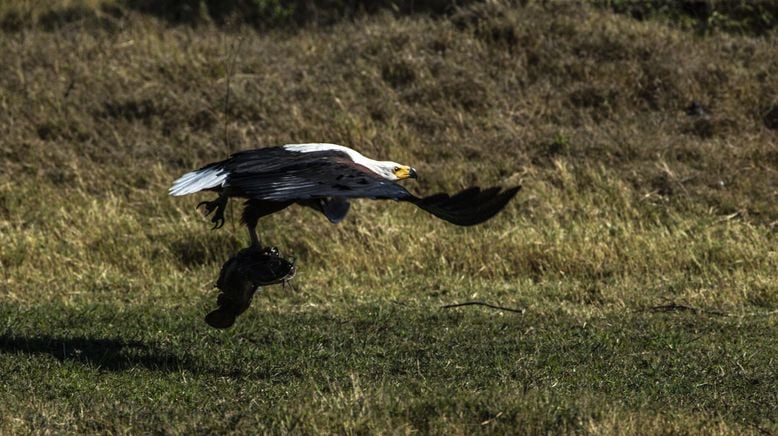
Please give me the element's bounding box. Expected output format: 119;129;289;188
281;143;416;181
170;143;519;247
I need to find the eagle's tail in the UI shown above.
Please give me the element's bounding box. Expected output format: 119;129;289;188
169;164;228;196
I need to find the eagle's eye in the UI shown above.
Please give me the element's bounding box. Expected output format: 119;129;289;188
393;166;400;173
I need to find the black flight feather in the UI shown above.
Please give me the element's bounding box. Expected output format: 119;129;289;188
405;186;521;226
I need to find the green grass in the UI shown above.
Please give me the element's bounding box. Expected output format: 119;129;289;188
2;303;776;433
1;0;777;433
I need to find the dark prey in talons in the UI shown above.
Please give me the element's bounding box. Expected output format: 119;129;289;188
204;245;296;329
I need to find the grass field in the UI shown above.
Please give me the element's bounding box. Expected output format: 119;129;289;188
1;0;777;433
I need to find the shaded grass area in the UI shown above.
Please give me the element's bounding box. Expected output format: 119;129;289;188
1;303;776;433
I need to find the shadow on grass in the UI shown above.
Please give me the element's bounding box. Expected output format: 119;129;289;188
0;334;194;372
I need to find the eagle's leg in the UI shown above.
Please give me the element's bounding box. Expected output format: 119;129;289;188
242;200;293;248
247;222;261;247
197;191;229;229
242;202;263;248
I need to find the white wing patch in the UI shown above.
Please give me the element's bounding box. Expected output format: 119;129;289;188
169;168;228;196
282;143;397;180
283;143;368;160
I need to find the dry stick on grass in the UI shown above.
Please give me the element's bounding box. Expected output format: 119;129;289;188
441;301;525;314
646;302;728;316
643;302;778;318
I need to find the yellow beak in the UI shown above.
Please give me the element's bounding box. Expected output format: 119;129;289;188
396;166;417;180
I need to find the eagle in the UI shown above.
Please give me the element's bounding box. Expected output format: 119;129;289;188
170;143;520;246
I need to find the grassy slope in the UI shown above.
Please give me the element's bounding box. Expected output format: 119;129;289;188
1;1;777;433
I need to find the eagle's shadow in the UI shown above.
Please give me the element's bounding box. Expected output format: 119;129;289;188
0;334;202;374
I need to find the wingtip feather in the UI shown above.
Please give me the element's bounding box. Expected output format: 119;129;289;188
169;168;227;196
411;185;521;226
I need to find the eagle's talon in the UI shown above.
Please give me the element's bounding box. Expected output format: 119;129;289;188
197;200;215;215
216;211;227;227
211;214;225;229
198;196;228;229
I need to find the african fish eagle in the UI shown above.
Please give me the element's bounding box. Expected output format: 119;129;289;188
169;143;520;246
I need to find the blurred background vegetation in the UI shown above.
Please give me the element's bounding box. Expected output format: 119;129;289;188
2;0;777;34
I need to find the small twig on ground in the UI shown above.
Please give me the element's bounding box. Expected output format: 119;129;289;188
646;302;727;316
728;309;778;317
642;302;778;318
63;78;75;99
441;301;525;314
